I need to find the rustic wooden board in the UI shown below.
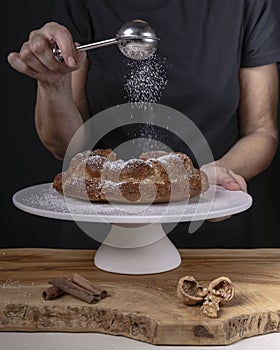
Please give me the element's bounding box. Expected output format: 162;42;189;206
0;248;280;345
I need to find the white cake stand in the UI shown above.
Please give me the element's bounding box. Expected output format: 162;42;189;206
13;183;252;275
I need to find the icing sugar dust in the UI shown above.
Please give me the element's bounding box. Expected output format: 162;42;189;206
124;54;168;105
124;54;168;152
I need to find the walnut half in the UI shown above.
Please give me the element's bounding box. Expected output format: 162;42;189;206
201;276;234;318
177;276;208;305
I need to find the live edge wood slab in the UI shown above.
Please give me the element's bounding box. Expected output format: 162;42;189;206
0;248;280;345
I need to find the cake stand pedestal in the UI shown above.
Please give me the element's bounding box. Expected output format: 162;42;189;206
94;223;181;274
13;183;252;275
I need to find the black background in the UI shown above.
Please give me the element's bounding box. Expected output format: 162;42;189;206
1;1;280;248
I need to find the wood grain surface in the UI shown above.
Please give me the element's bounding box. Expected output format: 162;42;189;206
0;248;280;345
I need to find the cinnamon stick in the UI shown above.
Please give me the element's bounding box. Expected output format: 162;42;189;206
42;286;65;301
49;277;102;304
71;273;107;300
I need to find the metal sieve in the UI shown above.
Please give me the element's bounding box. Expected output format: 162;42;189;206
53;20;159;62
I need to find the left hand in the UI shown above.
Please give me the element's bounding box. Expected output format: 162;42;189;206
201;163;247;222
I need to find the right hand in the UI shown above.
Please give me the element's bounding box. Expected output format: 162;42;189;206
7;22;87;84
201;162;247;222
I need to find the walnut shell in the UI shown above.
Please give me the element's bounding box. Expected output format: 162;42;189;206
177;276;208;305
208;276;234;306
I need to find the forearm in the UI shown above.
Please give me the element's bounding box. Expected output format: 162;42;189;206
7;22;90;160
35;75;86;159
215;64;279;182
215;128;278;181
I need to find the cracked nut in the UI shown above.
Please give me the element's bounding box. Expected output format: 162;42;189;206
201;276;234;318
201;300;220;318
177;276;208;305
177;275;235;319
208;276;234;305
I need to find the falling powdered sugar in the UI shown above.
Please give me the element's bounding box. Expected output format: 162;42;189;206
124;54;168;105
123;54;169;153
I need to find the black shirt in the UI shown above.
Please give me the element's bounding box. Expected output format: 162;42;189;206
53;0;280;157
52;0;280;248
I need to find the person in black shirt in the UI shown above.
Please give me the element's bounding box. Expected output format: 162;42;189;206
7;0;280;247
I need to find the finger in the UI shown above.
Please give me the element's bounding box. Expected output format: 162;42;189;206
218;170;241;191
43;22;77;67
19;42;49;74
7;52;38;77
29;34;62;71
200;163;216;184
208;215;232;223
74;42;87;66
227;170;247;192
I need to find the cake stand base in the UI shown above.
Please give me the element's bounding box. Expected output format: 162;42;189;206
94;223;181;274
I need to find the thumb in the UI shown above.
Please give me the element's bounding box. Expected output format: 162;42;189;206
218;169;247;192
218;170;241;191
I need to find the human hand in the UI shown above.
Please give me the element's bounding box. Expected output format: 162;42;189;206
201;163;247;222
7;22;87;84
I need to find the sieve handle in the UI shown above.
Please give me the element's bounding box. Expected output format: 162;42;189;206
53;38;118;62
